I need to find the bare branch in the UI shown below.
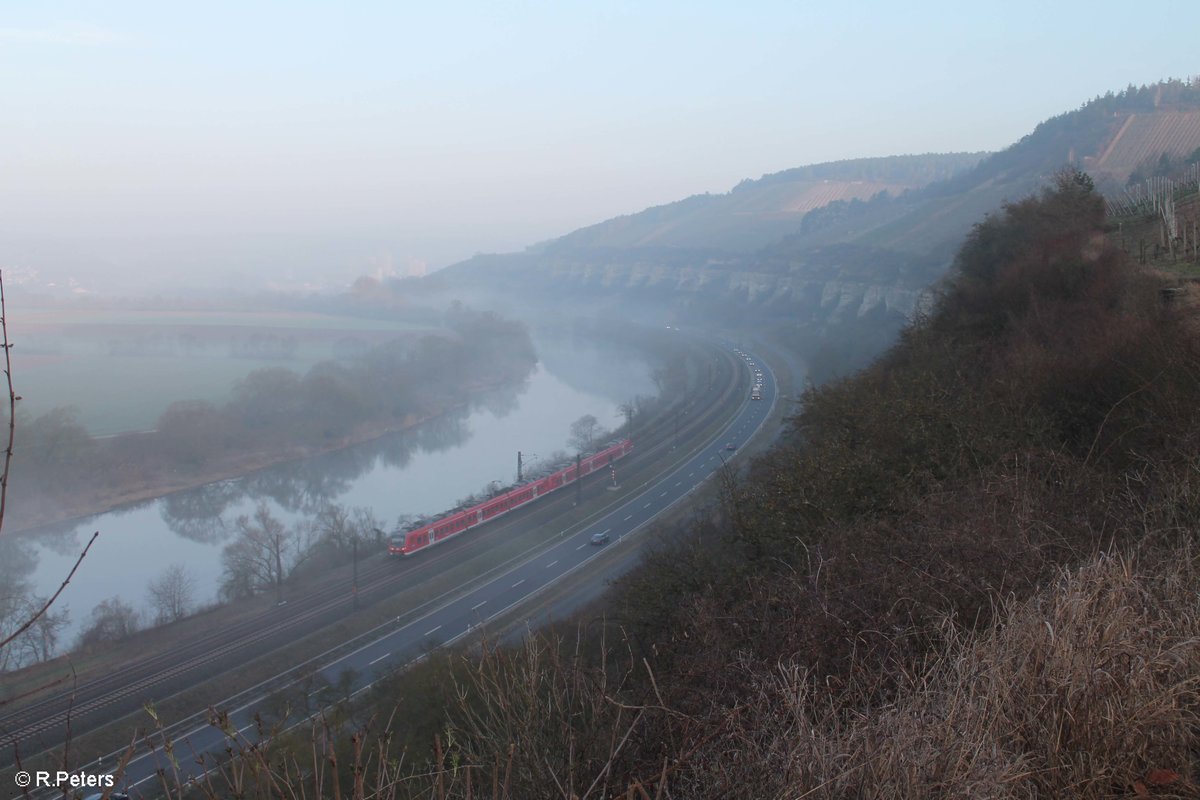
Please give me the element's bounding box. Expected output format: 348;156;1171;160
0;531;99;651
0;269;16;531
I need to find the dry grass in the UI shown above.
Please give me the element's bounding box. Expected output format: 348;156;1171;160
231;543;1194;800
665;545;1200;800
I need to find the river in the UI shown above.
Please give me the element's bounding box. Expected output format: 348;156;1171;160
1;344;652;650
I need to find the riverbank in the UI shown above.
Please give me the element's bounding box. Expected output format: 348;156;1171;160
4;379;519;535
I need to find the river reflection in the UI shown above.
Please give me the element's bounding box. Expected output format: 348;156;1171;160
9;359;649;646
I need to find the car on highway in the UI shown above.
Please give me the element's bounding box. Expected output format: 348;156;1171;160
590;531;610;545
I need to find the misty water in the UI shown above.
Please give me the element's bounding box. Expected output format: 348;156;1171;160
5;344;652;644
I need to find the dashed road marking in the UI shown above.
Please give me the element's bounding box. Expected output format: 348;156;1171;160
512;579;525;588
623;514;632;521
471;600;487;611
424;625;442;636
547;560;558;568
369;652;390;666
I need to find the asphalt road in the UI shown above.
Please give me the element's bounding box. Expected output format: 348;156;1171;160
28;342;776;798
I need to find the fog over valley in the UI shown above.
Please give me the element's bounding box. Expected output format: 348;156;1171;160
4;2;1200;798
3;4;1193;297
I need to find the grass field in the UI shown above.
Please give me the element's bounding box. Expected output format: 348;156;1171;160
13;307;436;436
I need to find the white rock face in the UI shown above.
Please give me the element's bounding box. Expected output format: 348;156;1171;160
537;261;924;323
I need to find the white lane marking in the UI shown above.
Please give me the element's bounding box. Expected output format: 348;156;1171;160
643;502;651;509
472;600;487;611
424;625;442;636
675;481;682;487
576;542;588;550
660;491;668;497
547;560;559;568
512;579;525;588
623;514;632;521
688;472;694;477
369;652;390;666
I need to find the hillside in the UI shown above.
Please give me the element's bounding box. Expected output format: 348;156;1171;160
220;169;1200;800
420;79;1200;366
540;153;986;254
1090;109;1200;178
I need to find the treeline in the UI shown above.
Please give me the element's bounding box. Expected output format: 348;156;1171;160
5;307;536;530
210;169;1200;799
934;78;1200;201
742;151;987;190
0;499;386;673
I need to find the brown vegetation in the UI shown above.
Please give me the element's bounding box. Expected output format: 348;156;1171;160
411;168;1200;797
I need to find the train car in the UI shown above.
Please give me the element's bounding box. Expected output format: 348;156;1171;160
389;438;633;556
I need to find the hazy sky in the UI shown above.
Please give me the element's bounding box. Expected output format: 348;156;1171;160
2;1;1197;295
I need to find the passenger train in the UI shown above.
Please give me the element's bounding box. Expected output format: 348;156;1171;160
388;438;634;556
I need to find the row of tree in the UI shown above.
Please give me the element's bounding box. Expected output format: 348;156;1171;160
4;307;537;531
0;562;195;672
219;502;383;602
0;495;393;673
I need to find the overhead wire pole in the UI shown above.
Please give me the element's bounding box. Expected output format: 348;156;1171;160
518;451;537;483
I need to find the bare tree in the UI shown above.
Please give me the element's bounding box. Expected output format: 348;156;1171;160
221;502;314;602
315;503;354;556
147;563;196;624
77;596;140;648
651;360;685;398
618;401;636;434
17;596;69;665
351;506;383;552
0;577;32;672
314;503;380;558
568;414;604;453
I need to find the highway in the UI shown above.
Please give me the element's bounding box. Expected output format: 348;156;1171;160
6;340;778;797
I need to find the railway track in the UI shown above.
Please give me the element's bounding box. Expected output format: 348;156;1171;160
0;340;747;763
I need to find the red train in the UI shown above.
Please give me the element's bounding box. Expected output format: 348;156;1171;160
388;438;634;556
